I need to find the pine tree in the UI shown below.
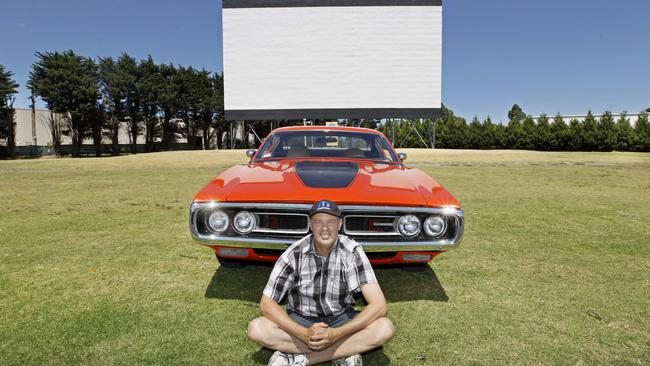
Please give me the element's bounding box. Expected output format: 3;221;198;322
508;104;526;122
634;112;650;152
568;119;583;151
536;114;551;150
581;111;598;151
550;114;568;150
614;112;634;151
521;116;537;150
468;116;483;149
598;111;616;151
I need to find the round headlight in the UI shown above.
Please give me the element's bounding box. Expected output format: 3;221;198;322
424;216;446;237
397;215;421;238
208;210;229;233
233;211;256;234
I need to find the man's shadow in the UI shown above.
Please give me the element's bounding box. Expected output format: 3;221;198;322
204;263;448;303
205;263;447;365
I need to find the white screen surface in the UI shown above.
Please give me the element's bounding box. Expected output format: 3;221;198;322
223;3;442;119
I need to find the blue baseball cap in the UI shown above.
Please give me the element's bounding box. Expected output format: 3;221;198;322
309;200;341;218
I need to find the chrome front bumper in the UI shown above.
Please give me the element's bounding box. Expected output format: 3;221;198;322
190;202;464;252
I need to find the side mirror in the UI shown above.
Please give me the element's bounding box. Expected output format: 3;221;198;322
398;152;408;161
246;149;257;159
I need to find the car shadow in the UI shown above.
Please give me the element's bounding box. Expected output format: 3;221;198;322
204;262;274;303
374;265;449;303
204;263;447;303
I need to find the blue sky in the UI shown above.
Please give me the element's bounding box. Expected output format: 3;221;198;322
2;0;648;122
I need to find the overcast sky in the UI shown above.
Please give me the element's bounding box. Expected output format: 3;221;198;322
2;0;649;122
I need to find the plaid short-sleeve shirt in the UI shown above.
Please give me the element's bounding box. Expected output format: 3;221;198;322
262;234;377;318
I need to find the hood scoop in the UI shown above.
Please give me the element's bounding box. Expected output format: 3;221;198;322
295;162;359;188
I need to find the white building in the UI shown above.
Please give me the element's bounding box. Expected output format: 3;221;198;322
12;108;136;147
531;112;643;125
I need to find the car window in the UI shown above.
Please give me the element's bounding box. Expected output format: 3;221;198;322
257;131;398;162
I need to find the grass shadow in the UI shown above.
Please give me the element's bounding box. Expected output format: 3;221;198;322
205;263;447;303
250;348;273;364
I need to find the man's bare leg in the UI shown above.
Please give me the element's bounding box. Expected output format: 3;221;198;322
307;317;394;364
248;317;312;353
248;317;394;364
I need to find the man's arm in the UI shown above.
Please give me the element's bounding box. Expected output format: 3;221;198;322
259;294;313;346
306;282;387;350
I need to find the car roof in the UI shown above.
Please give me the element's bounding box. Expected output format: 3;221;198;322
272;125;384;135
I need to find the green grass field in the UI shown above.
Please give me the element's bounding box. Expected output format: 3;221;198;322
1;149;649;365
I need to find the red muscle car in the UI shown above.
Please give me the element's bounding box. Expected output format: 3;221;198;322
189;126;464;266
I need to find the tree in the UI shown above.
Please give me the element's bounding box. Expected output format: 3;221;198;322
46;109;63;156
157;63;180;149
550;114;568;151
88;102;106;156
190;68;219;150
0;65;19;158
520;116;538;150
98;56;131;155
114;53;143;154
506;118;523;149
433;106;469;149
614;112;634;151
490;121;507;149
450;117;470;149
432;105;456;148
568;118;583;151
581;111;598;151
138;56;162;152
536;114;552;150
505;104;530;149
175;66;198;149
211;73;226;149
597;111;616;152
634;112;650;152
467;116;483;149
507;104;526;122
28;50;100;157
197;72;225;150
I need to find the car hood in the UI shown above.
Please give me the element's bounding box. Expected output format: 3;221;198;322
194;160;460;207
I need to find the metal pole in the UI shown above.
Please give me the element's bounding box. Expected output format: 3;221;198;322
432;119;436;150
31;92;37;156
413;118;428;148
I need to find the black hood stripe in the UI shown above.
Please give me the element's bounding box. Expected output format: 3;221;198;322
295;162;359;188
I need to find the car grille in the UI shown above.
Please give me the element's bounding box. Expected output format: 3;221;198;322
254;212;309;235
343;215;399;236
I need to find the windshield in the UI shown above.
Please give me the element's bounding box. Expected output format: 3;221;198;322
256;131;398;162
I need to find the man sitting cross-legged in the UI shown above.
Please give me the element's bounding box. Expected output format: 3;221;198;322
247;200;395;366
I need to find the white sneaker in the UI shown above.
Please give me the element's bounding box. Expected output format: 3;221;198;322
267;351;308;366
268;351;290;366
288;353;308;366
332;353;362;366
